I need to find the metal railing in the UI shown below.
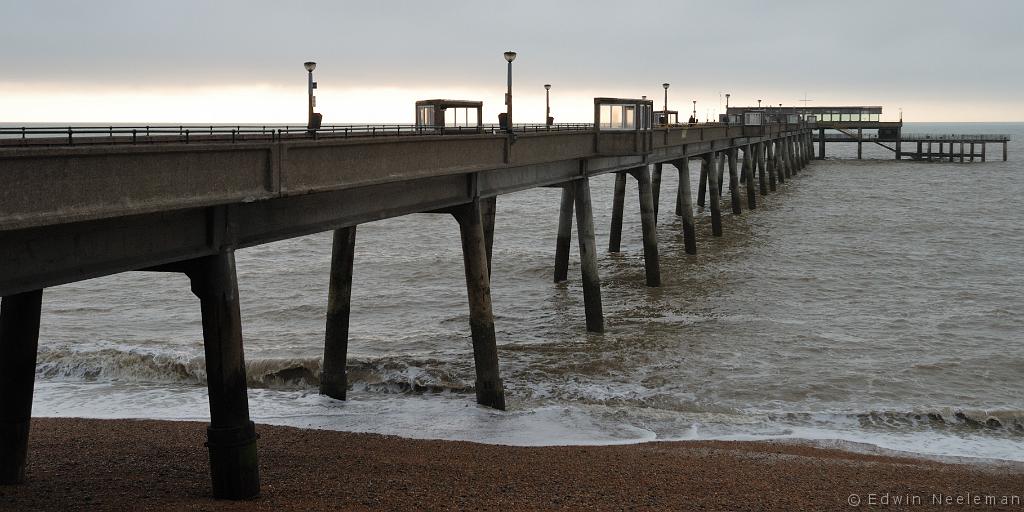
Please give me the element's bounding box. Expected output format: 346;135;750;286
899;133;1010;141
0;122;598;147
0;119;813;148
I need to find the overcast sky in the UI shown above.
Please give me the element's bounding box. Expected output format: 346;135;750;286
2;0;1021;123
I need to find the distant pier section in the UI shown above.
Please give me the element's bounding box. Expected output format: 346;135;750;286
727;106;1010;161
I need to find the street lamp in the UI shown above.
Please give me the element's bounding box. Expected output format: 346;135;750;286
692;100;697;123
304;61;319;132
544;84;551;126
662;83;670;123
503;51;517;133
725;93;730;110
758;99;762;108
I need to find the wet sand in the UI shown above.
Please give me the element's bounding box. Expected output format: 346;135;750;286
0;418;1021;511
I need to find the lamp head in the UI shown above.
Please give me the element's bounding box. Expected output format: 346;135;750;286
304;61;316;72
503;51;517;63
663;83;670;90
544;84;551;91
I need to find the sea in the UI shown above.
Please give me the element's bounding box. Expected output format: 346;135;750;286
22;122;1024;463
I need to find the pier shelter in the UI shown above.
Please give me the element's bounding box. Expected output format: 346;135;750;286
415;99;483;133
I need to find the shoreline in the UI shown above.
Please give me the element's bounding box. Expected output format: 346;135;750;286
1;417;1021;511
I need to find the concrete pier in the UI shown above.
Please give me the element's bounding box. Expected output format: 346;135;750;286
187;251;260;500
452;200;506;409
629;166;661;287
651;163;663;222
553;185;575;283
321;226;357;401
0;290;43;485
756;142;768;196
675;159;697;255
706;153;723;236
767;140;778;189
728;148;742;214
697;159;708;208
743;144;757;209
608;172;627;253
857;129;863;159
574;178;604;333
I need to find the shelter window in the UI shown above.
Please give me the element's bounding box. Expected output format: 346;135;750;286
601;104;636;130
417;106;435;127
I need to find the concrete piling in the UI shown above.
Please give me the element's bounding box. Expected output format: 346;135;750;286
1004;141;1008;161
187;251;260;500
0;289;43;485
857;129;863;159
321;226;356;401
553;184;575;283
651;163;662;223
675;159;697;255
818;128;825;159
451;200;506;409
573;178;605;333
717;151;726;198
608;172;627;252
707;153;723;236
756;142;768;196
728;148;742;214
630;166;661;287
697;159;708;208
767;140;778;189
743;145;757;209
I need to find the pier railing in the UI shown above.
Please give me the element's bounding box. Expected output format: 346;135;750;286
0;123;596;146
0;121;798;147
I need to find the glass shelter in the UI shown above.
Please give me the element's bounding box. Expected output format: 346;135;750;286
654;110;679;126
594;98;654;131
415;99;483;132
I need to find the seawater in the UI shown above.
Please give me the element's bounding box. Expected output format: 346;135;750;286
28;123;1024;462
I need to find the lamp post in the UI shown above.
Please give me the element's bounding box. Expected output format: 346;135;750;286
758;99;762;109
504;51;517;133
662;83;670;124
544;84;551;126
304;61;317;132
692;100;697;123
725;93;730;111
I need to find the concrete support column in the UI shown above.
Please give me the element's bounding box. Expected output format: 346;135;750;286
970;142;975;162
697;157;708;208
675;159;697;255
1004;141;1008;161
707;153;723;236
321;226;356;401
959;142;965;163
767;140;778;189
187;251;260;500
949;142;955;162
982;143;986;162
790;136;799;175
781;137;792;179
451;200;506;409
608;172;627;253
629;167;661;287
743;145;757;209
756;142;768;195
553;184;574;283
818;128;825;159
573;178;605;333
717;151;726;197
674;164;684;217
0;289;43;485
895;129;902;160
727;148;742;214
651;163;662;223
